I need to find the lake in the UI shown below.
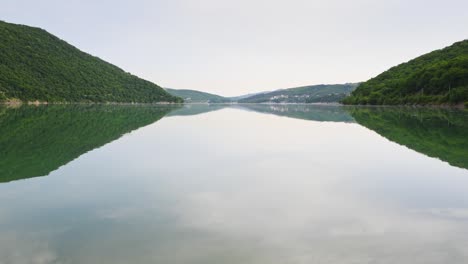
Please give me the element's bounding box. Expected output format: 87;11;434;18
0;104;467;264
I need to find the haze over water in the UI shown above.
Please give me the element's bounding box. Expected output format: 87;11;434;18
0;104;467;263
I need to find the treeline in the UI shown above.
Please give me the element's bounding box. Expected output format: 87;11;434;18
0;21;182;103
343;40;468;105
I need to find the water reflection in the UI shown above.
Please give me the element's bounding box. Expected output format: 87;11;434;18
232;104;468;170
0;104;467;263
234;104;355;123
0;105;177;182
349;107;468;170
166;104;227;117
1;104;466;184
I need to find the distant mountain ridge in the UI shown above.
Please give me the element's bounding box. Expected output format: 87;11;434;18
0;20;181;103
228;91;270;101
167;84;359;104
343;40;468;105
237;83;359;103
165;88;231;103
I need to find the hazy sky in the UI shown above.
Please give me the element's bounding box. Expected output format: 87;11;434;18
2;0;468;96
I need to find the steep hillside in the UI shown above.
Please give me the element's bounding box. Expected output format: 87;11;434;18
0;21;182;103
343;40;468;105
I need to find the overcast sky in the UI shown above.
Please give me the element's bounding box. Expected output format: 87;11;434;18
2;0;468;96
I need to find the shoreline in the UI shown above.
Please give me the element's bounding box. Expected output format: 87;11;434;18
0;100;184;106
1;100;465;109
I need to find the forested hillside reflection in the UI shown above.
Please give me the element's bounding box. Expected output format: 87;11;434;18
1;104;466;184
0;105;176;183
235;104;355;122
350;107;468;170
166;104;227;117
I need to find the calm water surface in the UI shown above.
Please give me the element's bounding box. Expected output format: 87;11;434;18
0;104;467;264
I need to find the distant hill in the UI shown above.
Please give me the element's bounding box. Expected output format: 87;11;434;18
238;84;359;103
234;104;355;123
228;91;270;101
165;88;230;103
0;21;181;103
343;40;468;105
166;84;359;104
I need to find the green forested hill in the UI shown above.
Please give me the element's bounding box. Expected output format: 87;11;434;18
165;88;231;103
0;21;182;103
238;84;359;103
343;40;468;105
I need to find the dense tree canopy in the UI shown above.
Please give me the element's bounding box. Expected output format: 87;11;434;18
343;40;468;105
0;21;182;103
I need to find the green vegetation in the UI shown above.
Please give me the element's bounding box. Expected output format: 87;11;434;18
343;40;468;105
238;84;359;103
0;21;182;103
165;88;230;103
166;84;359;104
350;107;468;169
0;105;177;183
